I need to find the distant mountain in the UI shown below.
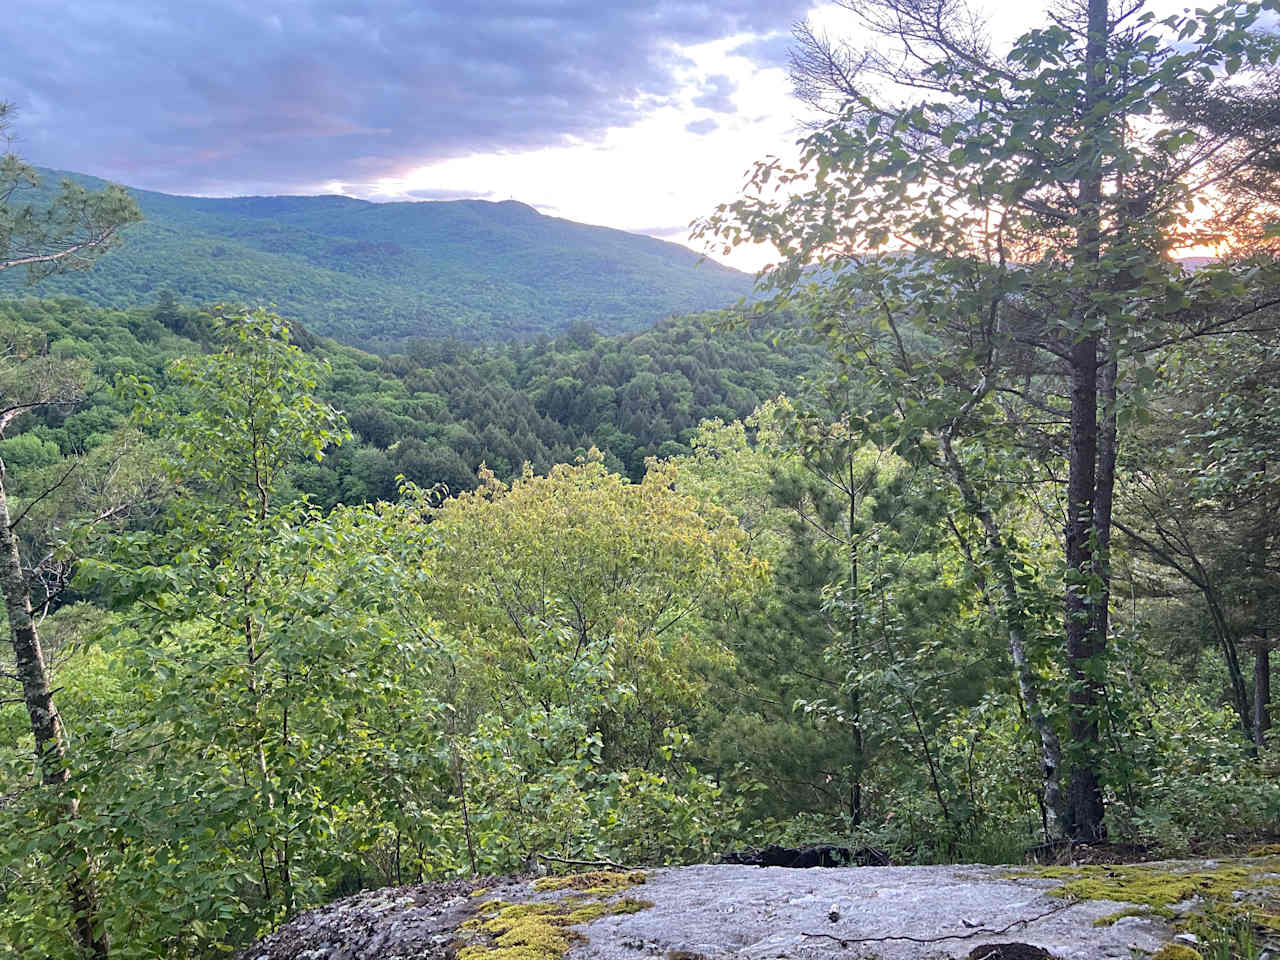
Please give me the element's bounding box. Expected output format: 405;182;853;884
0;169;753;345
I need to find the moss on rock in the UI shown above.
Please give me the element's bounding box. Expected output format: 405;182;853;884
1092;906;1171;927
1033;859;1280;909
457;899;579;960
531;870;648;894
1149;945;1202;960
563;897;652;925
1022;857;1280;946
457;882;654;960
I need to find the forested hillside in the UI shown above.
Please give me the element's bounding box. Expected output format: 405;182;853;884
0;169;751;344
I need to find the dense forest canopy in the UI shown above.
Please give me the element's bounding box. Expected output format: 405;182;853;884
2;0;1280;957
0;296;821;501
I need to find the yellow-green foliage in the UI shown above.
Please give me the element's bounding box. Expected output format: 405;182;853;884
531;871;648;893
1150;945;1202;960
458;888;653;960
1248;844;1280;856
422;457;764;730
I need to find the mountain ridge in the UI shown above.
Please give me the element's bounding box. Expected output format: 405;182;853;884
0;168;753;346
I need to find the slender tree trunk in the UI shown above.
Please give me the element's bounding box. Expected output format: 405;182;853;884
451;741;478;878
0;464;109;959
1201;587;1255;740
847;458;863;826
1062;0;1110;842
1256;635;1271;750
278;691;294;914
1115;517;1256;741
939;431;1066;837
1064;351;1105;839
903;685;951;828
848;684;864;825
1091;338;1117;654
1091;333;1124;806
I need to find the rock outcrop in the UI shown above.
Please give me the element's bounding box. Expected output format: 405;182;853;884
242;854;1280;960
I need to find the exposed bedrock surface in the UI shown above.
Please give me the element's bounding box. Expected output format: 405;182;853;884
565;864;1169;960
244;856;1280;960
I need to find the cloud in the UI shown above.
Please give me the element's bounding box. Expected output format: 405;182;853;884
1;0;814;195
633;224;695;240
404;187;497;201
692;74;738;113
730;32;795;69
685;117;720;135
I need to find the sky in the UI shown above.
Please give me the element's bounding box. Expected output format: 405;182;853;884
0;0;1177;272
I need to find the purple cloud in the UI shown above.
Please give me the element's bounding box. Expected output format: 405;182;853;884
1;0;812;195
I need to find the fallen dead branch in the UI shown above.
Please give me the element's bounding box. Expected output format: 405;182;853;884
799;901;1077;948
536;854;637;871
